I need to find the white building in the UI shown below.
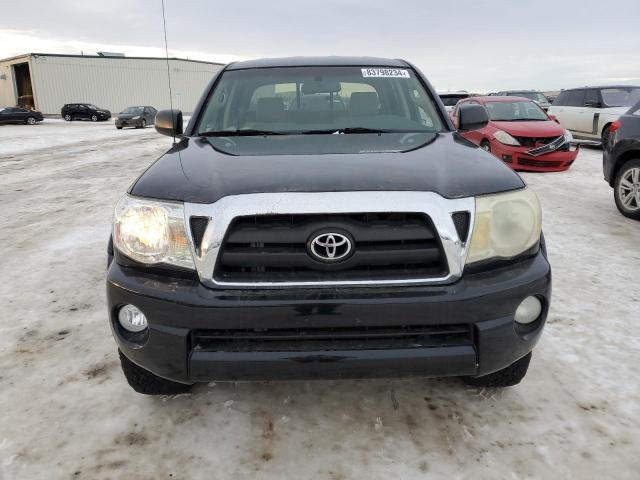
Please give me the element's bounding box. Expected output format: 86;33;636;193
0;53;224;115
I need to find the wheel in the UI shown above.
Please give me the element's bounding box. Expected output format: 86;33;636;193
463;352;532;387
91;114;98;122
26;116;36;125
63;114;72;121
480;140;491;153
116;126;123;130
118;350;192;395
140;119;146;128
613;159;640;220
601;124;611;146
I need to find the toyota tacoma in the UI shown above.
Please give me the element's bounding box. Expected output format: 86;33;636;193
107;57;551;394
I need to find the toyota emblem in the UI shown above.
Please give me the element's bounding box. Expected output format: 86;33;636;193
308;232;353;262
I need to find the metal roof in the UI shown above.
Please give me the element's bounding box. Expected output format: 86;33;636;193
469;96;533;102
0;52;224;66
226;56;409;70
562;85;640;90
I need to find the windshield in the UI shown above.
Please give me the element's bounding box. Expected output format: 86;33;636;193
601;87;640;107
121;107;144;115
485;101;548;121
509;91;548;103
87;104;98;109
439;94;469;106
197;66;444;135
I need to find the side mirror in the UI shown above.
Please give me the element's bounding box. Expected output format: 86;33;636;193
458;103;489;132
155;109;183;137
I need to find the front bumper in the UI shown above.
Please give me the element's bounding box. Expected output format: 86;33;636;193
115;118;141;127
489;141;579;172
107;249;551;384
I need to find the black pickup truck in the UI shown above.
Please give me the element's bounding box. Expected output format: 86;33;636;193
107;57;551;394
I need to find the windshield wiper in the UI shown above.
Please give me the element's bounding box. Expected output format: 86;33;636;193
199;129;288;137
493;118;546;122
339;127;397;134
300;127;421;135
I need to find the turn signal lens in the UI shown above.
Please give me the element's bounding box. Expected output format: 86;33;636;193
609;120;621;133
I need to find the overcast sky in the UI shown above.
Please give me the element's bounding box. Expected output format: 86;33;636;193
1;0;639;92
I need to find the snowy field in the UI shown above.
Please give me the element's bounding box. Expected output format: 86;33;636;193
0;120;639;479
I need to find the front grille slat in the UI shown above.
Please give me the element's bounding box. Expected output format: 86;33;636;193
220;245;442;269
226;221;436;244
518;158;564;168
215;213;449;283
193;324;473;352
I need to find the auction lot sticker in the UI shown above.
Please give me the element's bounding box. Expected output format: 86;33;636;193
361;68;410;78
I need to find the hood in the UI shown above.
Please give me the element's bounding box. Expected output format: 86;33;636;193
491;120;564;137
601;106;629;116
130;132;525;204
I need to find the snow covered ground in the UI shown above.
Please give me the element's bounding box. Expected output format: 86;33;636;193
0;120;638;479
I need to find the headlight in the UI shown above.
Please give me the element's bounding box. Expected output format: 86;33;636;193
493;130;520;146
113;195;194;269
563;130;573;143
132;116;141;120
466;188;542;265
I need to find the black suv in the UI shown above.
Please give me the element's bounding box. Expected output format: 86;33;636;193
604;100;640;219
107;57;551;394
61;103;111;122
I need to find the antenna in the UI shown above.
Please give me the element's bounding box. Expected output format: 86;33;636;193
161;0;176;144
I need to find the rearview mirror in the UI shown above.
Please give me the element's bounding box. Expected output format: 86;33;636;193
155;109;183;137
301;80;341;94
458;103;488;132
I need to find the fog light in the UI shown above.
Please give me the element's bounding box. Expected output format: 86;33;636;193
514;296;542;324
118;304;148;332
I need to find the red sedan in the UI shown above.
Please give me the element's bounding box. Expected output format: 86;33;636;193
451;96;579;172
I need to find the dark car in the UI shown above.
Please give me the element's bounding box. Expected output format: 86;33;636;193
107;57;551;395
61;103;111;122
115;106;157;129
603;100;640;219
0;107;44;125
438;90;470;112
494;90;551;111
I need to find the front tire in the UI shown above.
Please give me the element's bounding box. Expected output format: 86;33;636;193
26;116;36;125
463;352;532;387
614;159;640;220
118;350;192;395
480;140;491;153
91;114;98;122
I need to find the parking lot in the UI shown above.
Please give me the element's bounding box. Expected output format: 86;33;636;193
1;120;639;479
